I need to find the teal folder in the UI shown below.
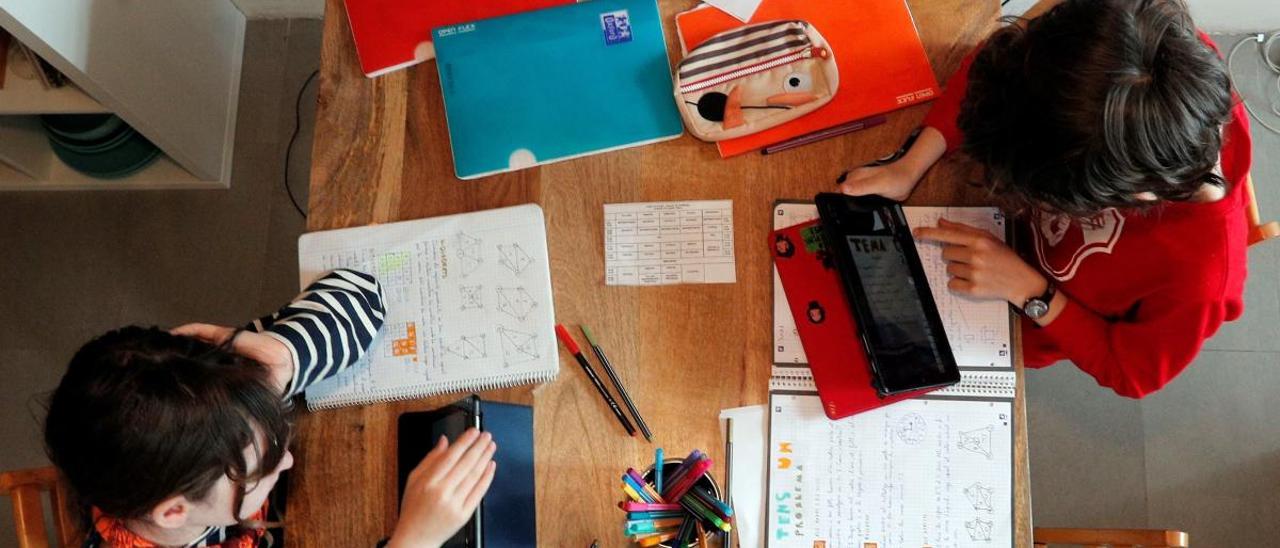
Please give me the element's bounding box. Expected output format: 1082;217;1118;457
433;0;683;179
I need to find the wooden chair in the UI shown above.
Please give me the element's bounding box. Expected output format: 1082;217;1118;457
1244;174;1280;246
1034;527;1189;547
1;466;82;548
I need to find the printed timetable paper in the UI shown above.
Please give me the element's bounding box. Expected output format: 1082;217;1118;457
296;204;559;410
767;394;1014;547
604;200;736;285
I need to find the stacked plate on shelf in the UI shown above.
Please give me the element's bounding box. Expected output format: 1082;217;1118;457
41;114;160;179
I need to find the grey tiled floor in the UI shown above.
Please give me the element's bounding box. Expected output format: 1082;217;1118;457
1026;33;1280;547
1;18;1278;548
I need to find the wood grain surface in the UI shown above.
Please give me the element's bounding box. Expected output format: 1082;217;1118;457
291;0;1029;546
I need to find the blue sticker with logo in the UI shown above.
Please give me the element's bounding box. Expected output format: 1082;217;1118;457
600;10;632;45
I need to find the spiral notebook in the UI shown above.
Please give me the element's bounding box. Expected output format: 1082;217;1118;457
297;204;559;410
767;201;1016;546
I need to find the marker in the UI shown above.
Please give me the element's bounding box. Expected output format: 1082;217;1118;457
622;473;657;504
655;448;665;494
620;501;682;512
556;324;636;437
622;484;645;503
582;325;653;441
625;469;665;503
762;114;888;155
624;512;686;519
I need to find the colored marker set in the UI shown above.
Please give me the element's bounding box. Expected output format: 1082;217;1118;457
618;449;733;546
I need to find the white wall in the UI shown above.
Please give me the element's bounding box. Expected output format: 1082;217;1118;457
1187;0;1280;31
232;0;323;19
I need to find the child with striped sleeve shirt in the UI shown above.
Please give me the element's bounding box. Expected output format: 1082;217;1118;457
44;269;495;548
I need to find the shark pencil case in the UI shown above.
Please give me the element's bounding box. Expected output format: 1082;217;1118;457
675;20;839;142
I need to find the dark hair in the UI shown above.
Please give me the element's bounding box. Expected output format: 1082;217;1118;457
958;0;1234;218
44;326;290;521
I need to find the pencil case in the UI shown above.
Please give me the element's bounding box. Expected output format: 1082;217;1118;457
674;20;839;142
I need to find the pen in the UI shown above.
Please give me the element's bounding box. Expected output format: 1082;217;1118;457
761;114;888;155
556;324;636;437
581;325;653;441
724;419;735;546
655;448;664;494
836;125;924;184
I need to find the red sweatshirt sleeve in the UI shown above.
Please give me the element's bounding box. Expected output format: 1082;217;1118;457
1034;292;1227;398
921;50;978;153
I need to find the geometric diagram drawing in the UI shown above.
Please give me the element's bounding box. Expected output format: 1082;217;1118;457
958;425;994;459
964;482;994;512
965;518;994;541
445;335;487;360
498;327;539;366
459;285;483;311
456;232;483;277
496;286;537;321
894;413;928;445
497;243;534;275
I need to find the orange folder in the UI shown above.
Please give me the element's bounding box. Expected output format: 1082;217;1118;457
675;0;940;157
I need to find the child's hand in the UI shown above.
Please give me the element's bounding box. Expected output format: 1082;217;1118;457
389;429;497;548
838;162;919;202
170;323;293;394
914;218;1048;306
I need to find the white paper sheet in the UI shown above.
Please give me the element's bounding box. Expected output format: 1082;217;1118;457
767;394;1014;547
604;200;736;286
703;0;765;22
720;405;768;548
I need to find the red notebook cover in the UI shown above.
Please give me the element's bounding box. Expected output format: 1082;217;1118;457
341;0;573;77
676;0;940;157
771;219;937;420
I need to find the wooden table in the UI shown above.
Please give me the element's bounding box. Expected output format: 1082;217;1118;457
290;0;1031;545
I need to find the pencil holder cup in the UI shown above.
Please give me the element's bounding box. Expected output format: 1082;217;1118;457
640;458;722;547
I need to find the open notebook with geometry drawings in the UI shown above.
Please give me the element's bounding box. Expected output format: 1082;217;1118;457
296;204;558;410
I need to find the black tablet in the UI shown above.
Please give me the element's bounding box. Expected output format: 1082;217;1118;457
397;395;483;548
814;193;960;395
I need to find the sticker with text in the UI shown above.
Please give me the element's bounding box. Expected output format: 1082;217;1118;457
600;10;632;45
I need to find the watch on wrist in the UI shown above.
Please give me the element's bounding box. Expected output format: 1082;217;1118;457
1019;284;1056;320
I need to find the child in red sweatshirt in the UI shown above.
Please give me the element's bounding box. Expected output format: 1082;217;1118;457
840;0;1250;398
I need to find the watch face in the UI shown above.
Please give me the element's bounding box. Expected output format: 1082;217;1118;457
1025;299;1049;319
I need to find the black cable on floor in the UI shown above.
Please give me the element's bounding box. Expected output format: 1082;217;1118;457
284;70;320;219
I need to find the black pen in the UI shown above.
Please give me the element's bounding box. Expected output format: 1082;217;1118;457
836;125;924;184
581;325;653;442
556;324;636;437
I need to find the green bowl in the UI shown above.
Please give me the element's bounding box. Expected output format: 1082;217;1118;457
49;128;161;179
41;114;124;142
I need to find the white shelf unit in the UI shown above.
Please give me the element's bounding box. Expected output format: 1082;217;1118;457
0;0;247;190
0;54;109;114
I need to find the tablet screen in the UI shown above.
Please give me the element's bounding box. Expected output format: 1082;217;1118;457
846;231;946;375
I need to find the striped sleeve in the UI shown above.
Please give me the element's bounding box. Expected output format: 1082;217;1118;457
245;269;387;399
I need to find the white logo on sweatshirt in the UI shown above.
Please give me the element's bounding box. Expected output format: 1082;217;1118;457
1033;209;1125;282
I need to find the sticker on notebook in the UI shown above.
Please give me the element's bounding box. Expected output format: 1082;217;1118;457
600;10;632;45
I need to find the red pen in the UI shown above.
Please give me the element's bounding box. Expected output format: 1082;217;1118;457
556;324;636;437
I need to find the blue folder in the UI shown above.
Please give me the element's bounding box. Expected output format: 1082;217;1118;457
432;0;683;179
481;401;536;547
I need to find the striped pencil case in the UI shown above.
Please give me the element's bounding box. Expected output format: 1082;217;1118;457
675;20;839;142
